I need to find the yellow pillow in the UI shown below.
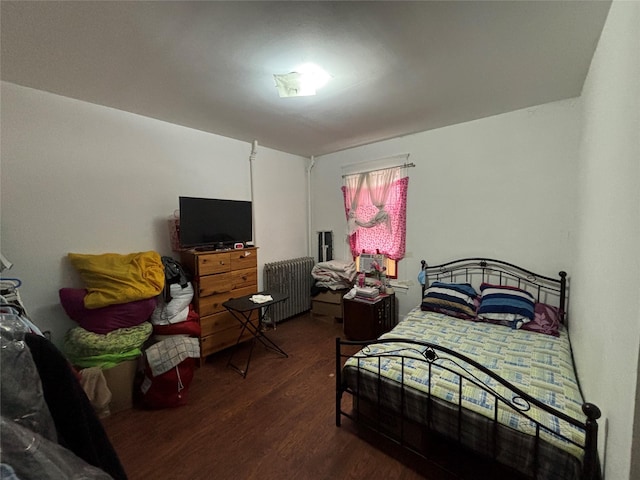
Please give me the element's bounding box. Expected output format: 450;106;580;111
68;251;165;309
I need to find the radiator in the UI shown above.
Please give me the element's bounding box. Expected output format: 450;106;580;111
263;257;315;325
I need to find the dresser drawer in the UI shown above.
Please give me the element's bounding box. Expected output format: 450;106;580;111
198;252;231;276
200;310;258;337
198;272;232;297
232;268;257;290
230;250;257;270
196;285;258;317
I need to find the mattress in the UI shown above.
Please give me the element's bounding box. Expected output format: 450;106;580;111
343;307;587;479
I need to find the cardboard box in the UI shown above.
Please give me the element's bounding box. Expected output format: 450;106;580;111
312;289;347;319
312;300;343;319
313;290;345;305
103;358;139;414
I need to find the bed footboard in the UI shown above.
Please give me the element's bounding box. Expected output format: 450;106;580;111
336;336;601;480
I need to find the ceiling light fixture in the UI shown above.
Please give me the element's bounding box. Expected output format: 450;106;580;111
274;63;331;98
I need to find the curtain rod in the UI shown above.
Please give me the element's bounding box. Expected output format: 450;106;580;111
342;162;415;178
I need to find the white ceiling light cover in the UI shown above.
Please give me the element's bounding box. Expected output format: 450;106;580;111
274;63;331;98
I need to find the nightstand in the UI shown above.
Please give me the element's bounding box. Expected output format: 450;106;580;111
343;293;397;340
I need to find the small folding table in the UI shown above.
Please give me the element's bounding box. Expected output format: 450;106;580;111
223;291;289;378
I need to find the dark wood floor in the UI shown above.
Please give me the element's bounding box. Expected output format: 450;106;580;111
102;313;460;480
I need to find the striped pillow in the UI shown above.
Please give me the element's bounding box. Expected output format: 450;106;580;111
477;283;535;329
421;282;478;320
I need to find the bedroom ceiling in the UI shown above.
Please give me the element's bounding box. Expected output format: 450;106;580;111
0;1;611;158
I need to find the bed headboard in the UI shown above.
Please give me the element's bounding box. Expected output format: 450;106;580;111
420;258;567;321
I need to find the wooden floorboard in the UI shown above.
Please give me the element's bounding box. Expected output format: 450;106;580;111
101;313;476;480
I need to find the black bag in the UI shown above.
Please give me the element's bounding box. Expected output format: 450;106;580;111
161;256;189;302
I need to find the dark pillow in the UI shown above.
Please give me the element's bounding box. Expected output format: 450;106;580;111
477;283;535;329
521;302;561;337
421;282;478;320
59;288;157;335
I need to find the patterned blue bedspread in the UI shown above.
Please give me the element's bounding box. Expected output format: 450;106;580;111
345;307;587;459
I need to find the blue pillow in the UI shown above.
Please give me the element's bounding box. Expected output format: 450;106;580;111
477;283;535;329
421;282;478;320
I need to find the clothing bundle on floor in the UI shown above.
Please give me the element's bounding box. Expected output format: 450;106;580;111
61;251;163;368
311;260;357;291
140;257;201;409
60;251;200;414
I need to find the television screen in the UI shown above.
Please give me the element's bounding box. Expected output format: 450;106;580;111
179;197;253;249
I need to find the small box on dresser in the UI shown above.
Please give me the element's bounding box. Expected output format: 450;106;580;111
180;247;259;363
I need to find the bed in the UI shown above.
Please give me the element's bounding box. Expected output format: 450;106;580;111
336;258;601;480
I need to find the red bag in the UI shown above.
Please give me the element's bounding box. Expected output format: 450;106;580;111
137;357;195;409
152;306;200;337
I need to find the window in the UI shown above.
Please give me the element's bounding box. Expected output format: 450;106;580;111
355;254;397;278
342;164;410;278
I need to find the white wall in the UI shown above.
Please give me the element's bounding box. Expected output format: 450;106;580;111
311;99;582;318
0;82;309;346
570;1;640;479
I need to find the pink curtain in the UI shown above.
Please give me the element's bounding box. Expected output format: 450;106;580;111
342;176;408;261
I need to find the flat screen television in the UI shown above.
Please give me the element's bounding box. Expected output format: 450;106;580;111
179;196;253;249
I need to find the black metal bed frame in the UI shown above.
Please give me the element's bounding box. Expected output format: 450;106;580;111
336;257;601;480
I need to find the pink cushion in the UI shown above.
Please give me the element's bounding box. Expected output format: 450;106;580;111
521;302;561;337
59;288;157;334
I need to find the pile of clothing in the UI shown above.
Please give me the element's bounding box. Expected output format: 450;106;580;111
60;251;200;413
311;259;357;291
141;256;201;409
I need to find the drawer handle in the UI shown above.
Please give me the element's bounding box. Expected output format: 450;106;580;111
219;261;225;265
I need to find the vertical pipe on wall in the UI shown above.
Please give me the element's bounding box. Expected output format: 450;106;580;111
249;140;258;246
307;155;315;258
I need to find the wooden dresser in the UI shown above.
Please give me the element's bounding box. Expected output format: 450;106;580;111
180;247;258;362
